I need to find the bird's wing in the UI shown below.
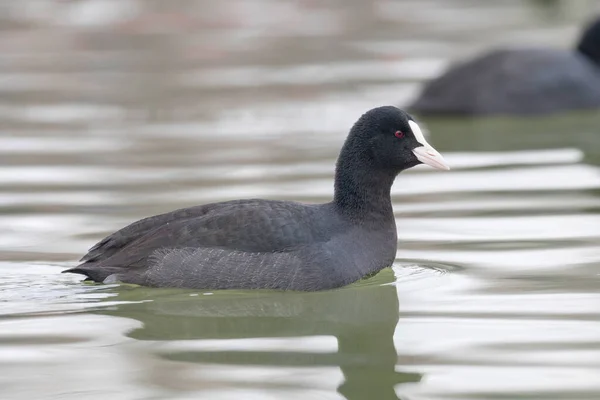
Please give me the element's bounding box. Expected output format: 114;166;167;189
67;200;328;281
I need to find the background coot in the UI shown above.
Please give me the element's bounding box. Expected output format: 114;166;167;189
409;16;600;116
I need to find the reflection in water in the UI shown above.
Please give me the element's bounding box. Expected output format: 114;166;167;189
424;111;600;164
94;271;420;400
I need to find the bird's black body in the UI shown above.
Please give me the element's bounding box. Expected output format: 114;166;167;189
72;200;396;291
65;106;449;291
409;16;600;116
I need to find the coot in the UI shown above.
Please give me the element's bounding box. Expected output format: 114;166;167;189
64;106;449;291
409;16;600;116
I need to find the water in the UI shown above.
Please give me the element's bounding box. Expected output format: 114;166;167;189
1;1;600;399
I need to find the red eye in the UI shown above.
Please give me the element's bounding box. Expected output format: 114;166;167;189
394;130;404;138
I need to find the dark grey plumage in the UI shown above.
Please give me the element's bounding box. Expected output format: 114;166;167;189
64;106;449;291
409;16;600;116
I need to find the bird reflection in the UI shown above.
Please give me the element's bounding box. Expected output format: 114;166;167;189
94;269;421;400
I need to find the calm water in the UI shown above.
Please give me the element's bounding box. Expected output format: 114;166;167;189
2;1;600;399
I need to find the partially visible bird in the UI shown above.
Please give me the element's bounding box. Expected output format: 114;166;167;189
409;16;600;116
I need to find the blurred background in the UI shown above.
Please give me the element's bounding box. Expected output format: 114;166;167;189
1;1;600;400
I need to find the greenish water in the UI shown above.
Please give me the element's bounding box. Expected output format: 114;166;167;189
1;1;600;399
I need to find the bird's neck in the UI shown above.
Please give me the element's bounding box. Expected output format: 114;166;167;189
576;23;600;67
578;43;600;67
333;153;397;222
